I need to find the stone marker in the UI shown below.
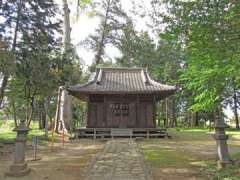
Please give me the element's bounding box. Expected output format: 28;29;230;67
213;112;233;169
5;120;31;177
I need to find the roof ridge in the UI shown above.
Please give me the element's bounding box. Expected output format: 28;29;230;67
96;67;145;71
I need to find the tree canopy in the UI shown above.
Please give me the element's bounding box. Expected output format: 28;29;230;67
0;0;239;128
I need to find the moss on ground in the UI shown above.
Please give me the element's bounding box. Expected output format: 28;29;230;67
140;128;240;180
144;148;209;168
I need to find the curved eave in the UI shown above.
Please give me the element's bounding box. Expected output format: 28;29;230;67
67;88;176;101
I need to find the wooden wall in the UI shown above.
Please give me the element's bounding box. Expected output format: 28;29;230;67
87;94;156;128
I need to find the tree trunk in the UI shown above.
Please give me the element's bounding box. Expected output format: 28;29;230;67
233;89;239;129
60;88;72;131
63;0;71;54
27;96;35;127
0;0;21;108
209;112;215;131
0;75;9;108
187;111;192;127
93;0;111;69
172;98;177;127
39;102;46;129
39;110;46;129
45;96;51;137
12;100;18;127
195;112;199;126
191;112;198;127
54;87;63;133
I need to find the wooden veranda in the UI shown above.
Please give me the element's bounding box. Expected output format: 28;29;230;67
75;128;169;139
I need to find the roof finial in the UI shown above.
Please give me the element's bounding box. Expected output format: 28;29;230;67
141;69;150;85
96;68;103;85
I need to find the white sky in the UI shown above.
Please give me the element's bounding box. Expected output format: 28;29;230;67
68;0;152;66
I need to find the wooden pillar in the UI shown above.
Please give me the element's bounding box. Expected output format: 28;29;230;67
153;96;156;128
93;128;96;139
136;95;139;128
165;98;169;127
147;129;149;139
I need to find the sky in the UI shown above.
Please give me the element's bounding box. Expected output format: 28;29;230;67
68;0;152;66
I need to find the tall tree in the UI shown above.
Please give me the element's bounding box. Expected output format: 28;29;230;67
85;0;128;71
62;0;71;55
54;0;90;132
223;79;240;129
116;30;157;69
1;0;62;126
151;0;240;123
115;19;137;67
0;0;23;108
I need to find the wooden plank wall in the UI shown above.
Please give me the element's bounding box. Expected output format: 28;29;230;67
87;94;155;128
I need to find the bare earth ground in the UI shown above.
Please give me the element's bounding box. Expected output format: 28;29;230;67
138;129;240;180
0;139;105;180
0;129;240;180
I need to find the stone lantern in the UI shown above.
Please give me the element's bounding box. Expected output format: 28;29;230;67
213;112;232;169
5;120;31;176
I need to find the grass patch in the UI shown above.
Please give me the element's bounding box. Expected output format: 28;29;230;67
168;128;240;141
209;152;240;180
144;148;209;168
141;128;240;179
0;120;47;143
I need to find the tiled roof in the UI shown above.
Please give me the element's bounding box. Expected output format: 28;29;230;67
68;67;176;96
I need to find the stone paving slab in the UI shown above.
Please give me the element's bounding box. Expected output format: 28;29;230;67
84;139;153;180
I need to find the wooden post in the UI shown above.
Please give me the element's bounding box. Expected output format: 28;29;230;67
33;136;37;160
51;124;54;151
62;127;65;148
147;129;149;139
94;128;96;139
165;98;168;127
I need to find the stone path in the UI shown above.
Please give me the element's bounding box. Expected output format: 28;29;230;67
84;139;153;180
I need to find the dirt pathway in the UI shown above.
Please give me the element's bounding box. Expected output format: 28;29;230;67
0;140;104;180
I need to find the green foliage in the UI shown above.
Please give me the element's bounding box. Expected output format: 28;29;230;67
153;0;240;113
72;100;87;127
1;0;83;126
84;0;129;69
58;47;83;85
117;30;157;69
0;120;45;143
0;45;15;77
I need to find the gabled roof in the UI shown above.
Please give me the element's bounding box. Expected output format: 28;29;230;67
68;67;176;99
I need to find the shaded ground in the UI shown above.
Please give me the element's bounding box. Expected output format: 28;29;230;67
0;139;105;180
138;129;240;180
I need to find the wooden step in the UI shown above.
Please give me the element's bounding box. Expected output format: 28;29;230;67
111;128;133;138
